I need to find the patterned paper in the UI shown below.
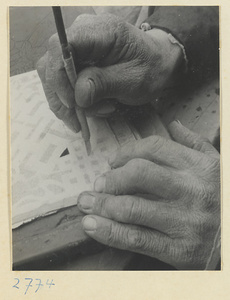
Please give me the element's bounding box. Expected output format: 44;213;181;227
10;71;135;228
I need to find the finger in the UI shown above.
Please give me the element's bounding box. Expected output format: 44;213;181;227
84;101;117;118
108;135;206;170
36;52;48;83
36;55;80;132
78;192;180;233
168;120;219;159
75;63;148;108
82;215;177;266
46;34;75;108
94;158;185;199
43;84;81;133
47;14;123;110
68;14;121;64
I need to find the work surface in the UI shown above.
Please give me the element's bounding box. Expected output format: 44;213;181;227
11;70;220;270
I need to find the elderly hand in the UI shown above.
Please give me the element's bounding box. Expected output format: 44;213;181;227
36;13;183;132
77;121;220;270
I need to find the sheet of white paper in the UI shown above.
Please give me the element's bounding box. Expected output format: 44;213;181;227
10;70;136;228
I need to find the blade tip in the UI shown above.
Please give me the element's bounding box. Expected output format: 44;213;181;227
85;140;91;156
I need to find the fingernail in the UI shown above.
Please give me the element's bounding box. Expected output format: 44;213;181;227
67;96;75;109
78;193;95;210
75;79;93;107
72;117;81;133
175;119;182;125
82;216;97;231
88;79;95;106
96;103;116;116
108;152;117;166
60;98;70;108
94;176;106;192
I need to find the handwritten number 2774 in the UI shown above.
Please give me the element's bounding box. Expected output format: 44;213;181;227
13;278;55;294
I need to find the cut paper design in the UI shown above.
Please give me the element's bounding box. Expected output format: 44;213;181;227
11;70;137;228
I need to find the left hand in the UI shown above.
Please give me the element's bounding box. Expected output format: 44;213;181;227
77;121;220;270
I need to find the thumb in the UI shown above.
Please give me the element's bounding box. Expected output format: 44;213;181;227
168;120;219;158
74;64;146;108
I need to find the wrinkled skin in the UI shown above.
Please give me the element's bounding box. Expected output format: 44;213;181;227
36;14;220;269
78;121;220;270
36;14;182;132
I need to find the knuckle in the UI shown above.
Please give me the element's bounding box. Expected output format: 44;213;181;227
113;142;134;165
178;239;202;268
126;158;145;173
127;229;156;253
135;159;150;185
125;158;138;170
107;224;148;252
76;14;88;21
74;14;92;25
123;197;142;223
193;138;211;152
149;135;165;153
166;217;185;239
208;157;220;174
180;213;219;260
182;233;213;269
198;182;220;212
36;56;46;80
105;171;120;195
125;158;147;186
154;235;173;256
190;157;220;212
101;13;121;29
170;230;206;269
95;194;108;215
106;13;120;23
169;210;220;269
48;33;59;49
107;222;115;246
195;212;220;238
199;137;211;144
107;222;122;246
127;229;145;250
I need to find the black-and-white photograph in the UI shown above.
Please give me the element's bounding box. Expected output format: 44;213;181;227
10;6;220;271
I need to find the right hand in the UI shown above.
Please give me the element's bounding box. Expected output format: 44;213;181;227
36;13;183;132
